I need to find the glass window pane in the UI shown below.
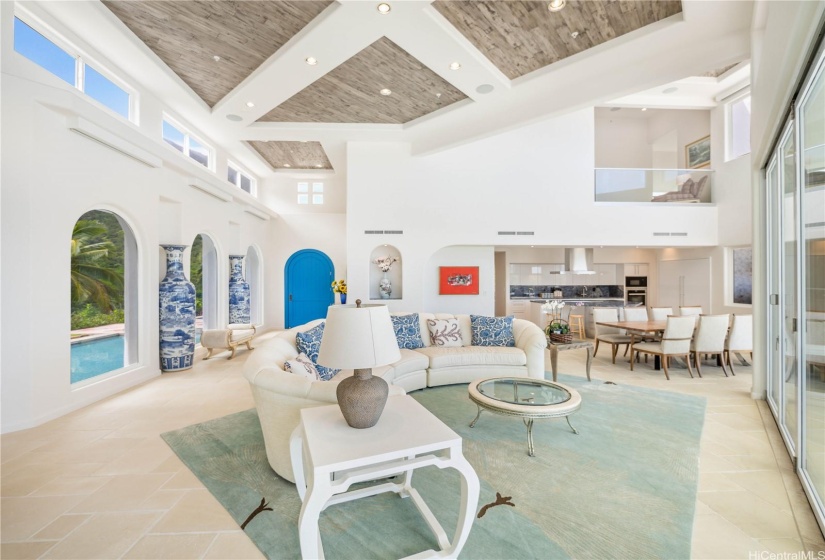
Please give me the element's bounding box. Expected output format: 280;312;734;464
189;137;209;168
162;121;185;153
312;194;323;204
729;96;751;160
84;64;129;118
801;48;825;504
781;121;797;448
240;175;252;193
14;17;75;86
312;182;324;192
297;182;308;193
297;194;309;204
732;248;752;304
227;167;238;185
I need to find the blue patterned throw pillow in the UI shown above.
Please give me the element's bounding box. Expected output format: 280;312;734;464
391;314;424;350
295;323;340;381
470;315;516;347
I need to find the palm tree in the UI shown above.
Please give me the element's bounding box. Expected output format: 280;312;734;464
71;220;124;312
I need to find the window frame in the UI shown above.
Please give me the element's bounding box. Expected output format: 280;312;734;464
724;89;752;162
161;113;215;171
227;161;257;196
297;181;324;205
13;11;138;123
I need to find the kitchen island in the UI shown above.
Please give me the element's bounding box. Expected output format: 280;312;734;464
529;298;635;338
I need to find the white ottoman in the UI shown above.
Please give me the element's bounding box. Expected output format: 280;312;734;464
201;324;256;359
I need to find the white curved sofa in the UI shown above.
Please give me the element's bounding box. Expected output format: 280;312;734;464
242;313;546;482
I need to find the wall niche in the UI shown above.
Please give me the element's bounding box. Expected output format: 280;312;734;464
369;244;402;300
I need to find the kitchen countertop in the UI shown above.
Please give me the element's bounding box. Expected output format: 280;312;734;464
511;297;625;302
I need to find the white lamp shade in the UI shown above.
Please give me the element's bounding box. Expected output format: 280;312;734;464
317;304;401;369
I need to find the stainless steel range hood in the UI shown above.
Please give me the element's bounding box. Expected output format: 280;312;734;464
549;248;596;274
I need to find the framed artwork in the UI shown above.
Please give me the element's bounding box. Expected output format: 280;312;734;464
686;135;711;169
439;266;479;295
732;247;753;305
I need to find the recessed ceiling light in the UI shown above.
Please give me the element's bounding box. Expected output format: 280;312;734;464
246;101;255;108
548;0;566;12
570;31;579;39
641;107;647;111
449;62;461;70
663;87;678;94
301;140;308;143
377;3;391;14
476;84;494;94
380;88;392;96
305;56;317;66
315;164;323;168
226;114;242;122
283;164;291;168
212;55;221;62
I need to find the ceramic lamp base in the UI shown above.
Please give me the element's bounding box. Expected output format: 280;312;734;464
336;368;389;429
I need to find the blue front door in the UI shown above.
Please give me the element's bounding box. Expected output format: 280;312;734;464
285;249;334;328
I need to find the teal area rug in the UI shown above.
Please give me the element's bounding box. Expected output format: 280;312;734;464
161;375;706;559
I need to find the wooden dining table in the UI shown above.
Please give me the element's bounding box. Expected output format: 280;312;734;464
595;320;667;369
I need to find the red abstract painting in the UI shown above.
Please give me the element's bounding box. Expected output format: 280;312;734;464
439;266;479;295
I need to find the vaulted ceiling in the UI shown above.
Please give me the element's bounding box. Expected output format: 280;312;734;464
64;0;752;172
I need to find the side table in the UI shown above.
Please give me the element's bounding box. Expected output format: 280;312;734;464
547;340;593;382
289;395;480;560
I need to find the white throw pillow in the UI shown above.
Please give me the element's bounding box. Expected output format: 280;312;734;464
427;318;463;347
284;353;322;381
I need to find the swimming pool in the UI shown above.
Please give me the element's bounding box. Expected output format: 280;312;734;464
71;332;202;383
71;335;125;384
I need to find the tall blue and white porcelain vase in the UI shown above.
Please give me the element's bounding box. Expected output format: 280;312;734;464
159;245;196;372
228;255;251;324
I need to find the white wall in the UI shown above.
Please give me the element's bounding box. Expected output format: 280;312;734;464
346;109;720;313
595;108;711;169
0;5;346;431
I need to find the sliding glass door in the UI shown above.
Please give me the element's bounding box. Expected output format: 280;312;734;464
765;35;825;536
799;38;825;523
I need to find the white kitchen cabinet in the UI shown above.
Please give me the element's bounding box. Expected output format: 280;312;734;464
509;264;520;286
594;264;617;285
658;258;710;311
508;299;529;320
624;264;649;277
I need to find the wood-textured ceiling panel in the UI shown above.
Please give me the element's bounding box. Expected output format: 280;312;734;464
433;1;682;80
258;37;468;124
248;141;333;170
102;0;332;107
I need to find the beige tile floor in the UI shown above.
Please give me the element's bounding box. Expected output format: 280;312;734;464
2;333;824;559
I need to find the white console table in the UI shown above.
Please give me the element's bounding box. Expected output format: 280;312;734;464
289;395;480;559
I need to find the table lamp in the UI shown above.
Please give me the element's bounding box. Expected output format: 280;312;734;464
317;300;401;428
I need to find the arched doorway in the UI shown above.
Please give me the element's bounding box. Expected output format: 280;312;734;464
246;245;263;325
70;209;138;384
190;234;219;339
284;249;334;328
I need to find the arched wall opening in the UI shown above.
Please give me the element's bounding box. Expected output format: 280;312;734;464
246;245;264;326
70;209;138;384
190;233;220;336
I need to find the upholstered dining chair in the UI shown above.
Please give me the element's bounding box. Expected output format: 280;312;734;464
650;307;673;321
629;315;696;380
691;314;730;377
624;306;652;361
679;306;703;317
593;308;633;364
724;314;753;375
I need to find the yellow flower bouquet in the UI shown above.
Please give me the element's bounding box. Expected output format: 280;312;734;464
331;279;347;304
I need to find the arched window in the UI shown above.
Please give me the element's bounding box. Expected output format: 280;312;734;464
246;245;263;325
70;210;137;384
190;234;219;342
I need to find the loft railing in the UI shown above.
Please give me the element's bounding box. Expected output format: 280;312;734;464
595;168;713;203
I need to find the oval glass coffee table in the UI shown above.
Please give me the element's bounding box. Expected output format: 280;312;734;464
468;377;581;457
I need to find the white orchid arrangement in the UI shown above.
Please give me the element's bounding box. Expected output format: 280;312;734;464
373;255;398;272
541;300;569;334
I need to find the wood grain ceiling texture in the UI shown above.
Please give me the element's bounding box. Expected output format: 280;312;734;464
248;141;333;170
258;37;468;124
102;0;332;107
433;0;682;80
